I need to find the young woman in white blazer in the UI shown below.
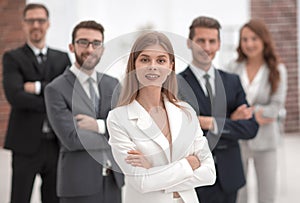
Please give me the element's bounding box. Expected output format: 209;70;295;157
225;19;287;203
107;31;216;203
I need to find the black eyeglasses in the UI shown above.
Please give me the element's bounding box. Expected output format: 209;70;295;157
75;39;103;49
24;18;48;25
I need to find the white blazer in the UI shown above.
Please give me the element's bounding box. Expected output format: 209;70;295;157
107;98;216;203
226;61;287;150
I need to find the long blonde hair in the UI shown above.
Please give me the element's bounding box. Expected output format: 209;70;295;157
118;31;179;107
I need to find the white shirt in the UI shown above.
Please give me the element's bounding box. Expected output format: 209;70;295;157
29;44;47;58
70;64;106;134
240;62;267;106
27;44;48;95
70;64;99;98
189;63;218;134
189;63;216;96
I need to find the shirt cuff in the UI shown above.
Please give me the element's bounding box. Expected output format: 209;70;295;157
211;117;218;134
97;119;106;134
35;81;41;95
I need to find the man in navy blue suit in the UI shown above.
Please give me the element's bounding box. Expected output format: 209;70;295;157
177;16;259;203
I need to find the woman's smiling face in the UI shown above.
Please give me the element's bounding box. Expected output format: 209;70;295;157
135;44;173;88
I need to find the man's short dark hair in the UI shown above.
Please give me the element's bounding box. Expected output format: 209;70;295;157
189;16;221;40
71;20;105;44
23;3;49;18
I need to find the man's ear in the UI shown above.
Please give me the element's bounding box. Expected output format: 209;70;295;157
69;43;74;53
46;21;50;31
100;46;105;56
187;39;192;49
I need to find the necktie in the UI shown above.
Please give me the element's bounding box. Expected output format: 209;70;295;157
87;78;110;173
38;52;46;64
36;52;47;75
203;74;213;103
38;52;50;135
88;78;99;114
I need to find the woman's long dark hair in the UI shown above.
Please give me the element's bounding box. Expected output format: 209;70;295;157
236;19;281;94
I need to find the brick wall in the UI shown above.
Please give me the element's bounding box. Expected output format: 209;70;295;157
251;0;299;132
0;0;26;147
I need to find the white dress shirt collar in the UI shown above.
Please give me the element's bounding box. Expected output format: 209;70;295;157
27;43;48;56
69;64;105;134
189;63;215;96
240;63;267;105
189;63;215;80
70;64;98;85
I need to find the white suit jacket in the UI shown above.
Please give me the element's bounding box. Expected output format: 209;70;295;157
226;61;287;150
107;98;216;203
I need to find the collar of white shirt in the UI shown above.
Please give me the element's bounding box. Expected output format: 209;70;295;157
27;43;48;56
189;63;215;96
70;65;105;134
70;64;97;85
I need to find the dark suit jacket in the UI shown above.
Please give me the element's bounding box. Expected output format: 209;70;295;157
178;67;258;193
44;69;124;197
2;44;71;154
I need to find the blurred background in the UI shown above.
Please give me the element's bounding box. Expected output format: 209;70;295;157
0;0;299;202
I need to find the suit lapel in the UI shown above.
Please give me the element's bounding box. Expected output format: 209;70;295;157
164;98;181;146
213;69;227;117
127;99;199;163
127;100;171;162
165;100;197;162
164;99;182;161
23;44;43;75
64;69;95;114
96;73;103;117
182;67;211;115
43;49;53;80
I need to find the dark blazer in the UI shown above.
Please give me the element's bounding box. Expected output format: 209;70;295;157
44;69;124;197
178;67;258;193
2;44;71;154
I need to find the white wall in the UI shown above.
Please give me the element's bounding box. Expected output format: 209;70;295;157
27;0;250;76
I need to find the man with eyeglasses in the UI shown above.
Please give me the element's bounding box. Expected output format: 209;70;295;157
2;3;71;203
44;20;124;203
